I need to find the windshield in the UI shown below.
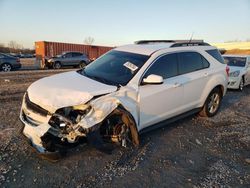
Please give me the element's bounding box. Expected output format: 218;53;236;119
81;50;149;86
224;57;246;67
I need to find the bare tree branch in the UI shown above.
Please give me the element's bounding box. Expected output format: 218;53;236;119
84;36;95;45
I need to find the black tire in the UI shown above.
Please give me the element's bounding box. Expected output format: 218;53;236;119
79;61;86;69
53;62;61;69
199;87;222;117
1;63;12;72
238;77;244;91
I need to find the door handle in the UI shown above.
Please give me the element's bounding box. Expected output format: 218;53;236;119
173;83;182;88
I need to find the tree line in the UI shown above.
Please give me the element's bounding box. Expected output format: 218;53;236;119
0;41;35;54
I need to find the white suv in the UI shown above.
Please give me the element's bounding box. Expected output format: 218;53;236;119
20;40;228;154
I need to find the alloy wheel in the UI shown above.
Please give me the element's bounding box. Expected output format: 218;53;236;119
1;64;12;72
208;93;220;114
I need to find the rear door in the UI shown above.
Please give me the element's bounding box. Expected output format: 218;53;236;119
139;53;184;129
177;51;210;111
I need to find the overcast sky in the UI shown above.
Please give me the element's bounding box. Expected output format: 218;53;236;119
0;0;250;48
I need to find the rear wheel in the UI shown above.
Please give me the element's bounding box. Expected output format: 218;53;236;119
239;78;244;91
199;88;222;117
1;63;12;72
53;62;61;69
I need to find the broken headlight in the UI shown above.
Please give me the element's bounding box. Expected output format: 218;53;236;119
49;104;92;130
229;70;240;77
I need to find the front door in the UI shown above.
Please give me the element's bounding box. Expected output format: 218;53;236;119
139;53;184;130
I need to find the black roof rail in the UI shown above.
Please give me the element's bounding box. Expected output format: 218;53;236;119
135;40;176;44
134;40;211;47
170;42;210;47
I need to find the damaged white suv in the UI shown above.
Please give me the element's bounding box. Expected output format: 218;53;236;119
20;40;228;155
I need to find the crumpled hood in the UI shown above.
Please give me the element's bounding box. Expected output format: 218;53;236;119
27;71;117;112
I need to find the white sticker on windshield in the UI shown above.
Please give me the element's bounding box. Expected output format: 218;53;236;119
123;61;138;72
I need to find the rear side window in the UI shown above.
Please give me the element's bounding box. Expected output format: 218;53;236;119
178;52;204;74
144;53;178;79
202;56;210;68
206;49;225;64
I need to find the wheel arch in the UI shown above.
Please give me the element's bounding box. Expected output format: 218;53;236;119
102;105;140;146
215;84;224;97
200;77;226;108
2;62;13;66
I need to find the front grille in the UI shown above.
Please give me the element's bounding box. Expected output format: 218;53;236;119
25;94;48;117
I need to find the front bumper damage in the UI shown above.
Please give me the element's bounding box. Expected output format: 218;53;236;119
20;99;112;155
227;77;241;89
19;88;140;158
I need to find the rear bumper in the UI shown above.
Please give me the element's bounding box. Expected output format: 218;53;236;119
12;62;22;69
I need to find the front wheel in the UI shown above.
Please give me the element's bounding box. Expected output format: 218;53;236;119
53;62;61;69
239;78;244;91
199;88;222;117
101;108;140;148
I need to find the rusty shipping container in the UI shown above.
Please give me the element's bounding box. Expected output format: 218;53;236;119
35;41;113;68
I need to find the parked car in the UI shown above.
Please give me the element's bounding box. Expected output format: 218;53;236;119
223;55;250;91
20;40;228;156
46;52;90;69
9;53;22;58
0;53;21;72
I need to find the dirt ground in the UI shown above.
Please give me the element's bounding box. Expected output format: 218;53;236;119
0;69;249;188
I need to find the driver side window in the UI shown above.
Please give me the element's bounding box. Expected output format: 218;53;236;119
144;53;178;79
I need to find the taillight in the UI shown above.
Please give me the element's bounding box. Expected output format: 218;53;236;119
226;65;230;77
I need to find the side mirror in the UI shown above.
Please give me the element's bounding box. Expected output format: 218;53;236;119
142;74;163;85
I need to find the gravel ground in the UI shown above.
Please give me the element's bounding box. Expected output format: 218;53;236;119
0;70;249;188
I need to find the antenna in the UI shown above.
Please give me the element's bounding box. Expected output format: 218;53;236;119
189;32;194;43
